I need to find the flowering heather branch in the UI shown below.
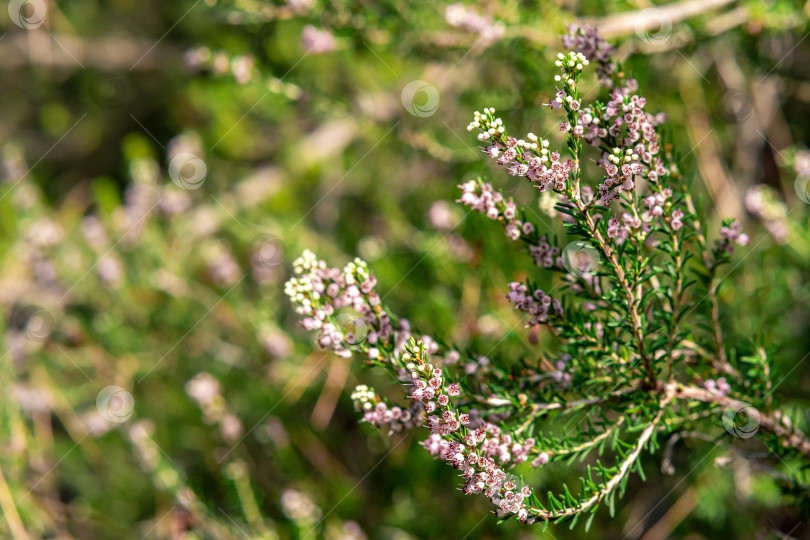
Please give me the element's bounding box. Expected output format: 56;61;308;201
286;25;810;528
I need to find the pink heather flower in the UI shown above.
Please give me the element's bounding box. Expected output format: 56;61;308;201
531;452;550;467
505;222;521;240
529;237;560;268
670;209;685;231
301;25;336;54
745;184;789;244
447;383;460;396
186;372;221;407
459;413;471;425
423;434;443;455
705;377;731;396
437;394;450;407
508;163;529;176
506;282;562;325
427;200;457;230
445;2;505;45
503;201;516;220
607;217;620;238
517;508;528;522
717;220;750;253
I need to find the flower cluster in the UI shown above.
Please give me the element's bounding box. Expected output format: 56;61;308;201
184;47;256;84
404;340;536;523
455;423;537;522
561;24;615;85
704;377;731;396
642;189;674;226
553;51;590;112
185;372;244;443
606;214;636;243
285;25;791;530
595;146;643;203
549;357;573;388
351;385;422;433
745;184;789;244
285;251;394;358
467;110;574;192
479;426;536;466
529;236;562;268
301;25;336;54
584;96;666;204
444;3;505;45
506;282;563;325
405;344;461;419
457;180;534;240
716;220;750;254
605;188;684;246
280;489;322;526
558;28;669;206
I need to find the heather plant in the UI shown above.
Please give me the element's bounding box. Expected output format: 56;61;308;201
4;0;810;535
287;26;810;529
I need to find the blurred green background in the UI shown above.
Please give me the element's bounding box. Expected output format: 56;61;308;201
1;0;810;538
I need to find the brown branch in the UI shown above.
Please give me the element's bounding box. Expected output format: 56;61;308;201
669;383;810;458
531;390;676;520
577;201;656;386
0;32;174;70
547;417;627;459
587;0;738;39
